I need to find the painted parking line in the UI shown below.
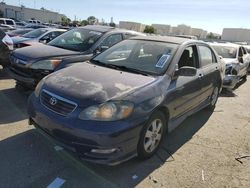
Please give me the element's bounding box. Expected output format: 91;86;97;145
47;177;66;188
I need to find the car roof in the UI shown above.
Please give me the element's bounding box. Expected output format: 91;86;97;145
80;25;115;32
130;35;194;44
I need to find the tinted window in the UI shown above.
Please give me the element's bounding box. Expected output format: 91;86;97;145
198;46;214;67
100;34;123;47
48;28;103;52
6;20;14;25
23;28;48;38
93;39;178;75
0;20;4;24
238;47;243;57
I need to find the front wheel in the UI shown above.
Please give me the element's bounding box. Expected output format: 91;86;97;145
137;111;167;160
207;86;219;110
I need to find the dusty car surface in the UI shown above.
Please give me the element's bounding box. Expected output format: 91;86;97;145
28;36;224;165
8;25;143;89
209;43;249;89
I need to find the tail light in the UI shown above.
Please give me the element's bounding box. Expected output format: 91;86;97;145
2;34;14;50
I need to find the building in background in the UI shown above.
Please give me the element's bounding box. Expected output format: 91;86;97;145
119;21;145;32
152;24;171;36
190;28;207;39
0;2;64;23
222;28;250;42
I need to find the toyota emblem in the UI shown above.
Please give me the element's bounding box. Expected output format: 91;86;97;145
49;97;57;105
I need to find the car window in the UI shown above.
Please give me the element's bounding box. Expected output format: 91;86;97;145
178;46;199;69
6;20;14;25
48;28;103;52
212;45;237;58
93;39;178;75
100;34;123;48
198;45;216;67
238;47;243;57
0;20;5;24
242;47;247;55
23;28;48;38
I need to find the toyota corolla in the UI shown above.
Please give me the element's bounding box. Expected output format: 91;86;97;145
28;36;224;165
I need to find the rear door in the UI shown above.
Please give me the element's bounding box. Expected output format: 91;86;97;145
197;44;221;103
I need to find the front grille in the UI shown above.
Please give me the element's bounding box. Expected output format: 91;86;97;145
40;89;77;116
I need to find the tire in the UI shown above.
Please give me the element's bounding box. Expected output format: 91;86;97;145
137;111;167;160
207;86;219;110
242;74;247;81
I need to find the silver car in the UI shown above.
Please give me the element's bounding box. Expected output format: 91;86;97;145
209;42;249;89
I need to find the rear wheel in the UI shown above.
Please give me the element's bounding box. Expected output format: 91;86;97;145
137;111;167;159
207;86;219;110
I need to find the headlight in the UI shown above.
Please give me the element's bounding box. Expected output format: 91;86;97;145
30;59;61;70
34;78;45;97
79;101;134;121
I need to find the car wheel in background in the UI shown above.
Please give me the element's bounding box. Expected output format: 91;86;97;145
137;111;167;160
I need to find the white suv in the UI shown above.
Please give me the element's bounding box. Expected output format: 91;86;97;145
0;18;16;28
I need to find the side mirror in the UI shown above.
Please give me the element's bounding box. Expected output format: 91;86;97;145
175;66;197;77
238;57;244;63
95;46;109;55
40;36;50;44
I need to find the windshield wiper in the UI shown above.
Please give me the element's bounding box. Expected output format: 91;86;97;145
90;60;150;76
108;64;150;76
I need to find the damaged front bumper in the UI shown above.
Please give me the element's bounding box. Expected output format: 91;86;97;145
222;75;240;89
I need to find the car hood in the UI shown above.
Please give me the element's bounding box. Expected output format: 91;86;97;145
44;63;157;107
12;44;80;61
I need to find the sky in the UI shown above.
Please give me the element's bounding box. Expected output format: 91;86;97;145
3;0;250;34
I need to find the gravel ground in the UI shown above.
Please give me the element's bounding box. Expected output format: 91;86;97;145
0;67;249;188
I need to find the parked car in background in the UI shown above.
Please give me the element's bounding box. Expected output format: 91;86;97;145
15;21;27;28
24;24;48;29
8;25;144;88
209;43;249;89
243;45;250;72
0;29;13;68
7;29;33;37
0;18;16;28
27;19;42;24
28;36;224;165
11;28;66;48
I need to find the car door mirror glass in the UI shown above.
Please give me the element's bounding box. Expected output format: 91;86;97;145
175;66;197;77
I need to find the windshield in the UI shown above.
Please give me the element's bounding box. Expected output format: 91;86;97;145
48;28;103;52
92;40;178;75
212;45;237;58
23;28;48;38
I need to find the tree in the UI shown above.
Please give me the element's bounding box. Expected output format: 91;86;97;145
61;15;71;26
109;22;116;27
144;25;155;34
81;20;89;26
87;16;97;25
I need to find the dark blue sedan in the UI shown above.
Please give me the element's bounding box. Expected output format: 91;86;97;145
28;36;224;165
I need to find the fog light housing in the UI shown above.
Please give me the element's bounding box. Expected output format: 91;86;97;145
91;148;119;154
